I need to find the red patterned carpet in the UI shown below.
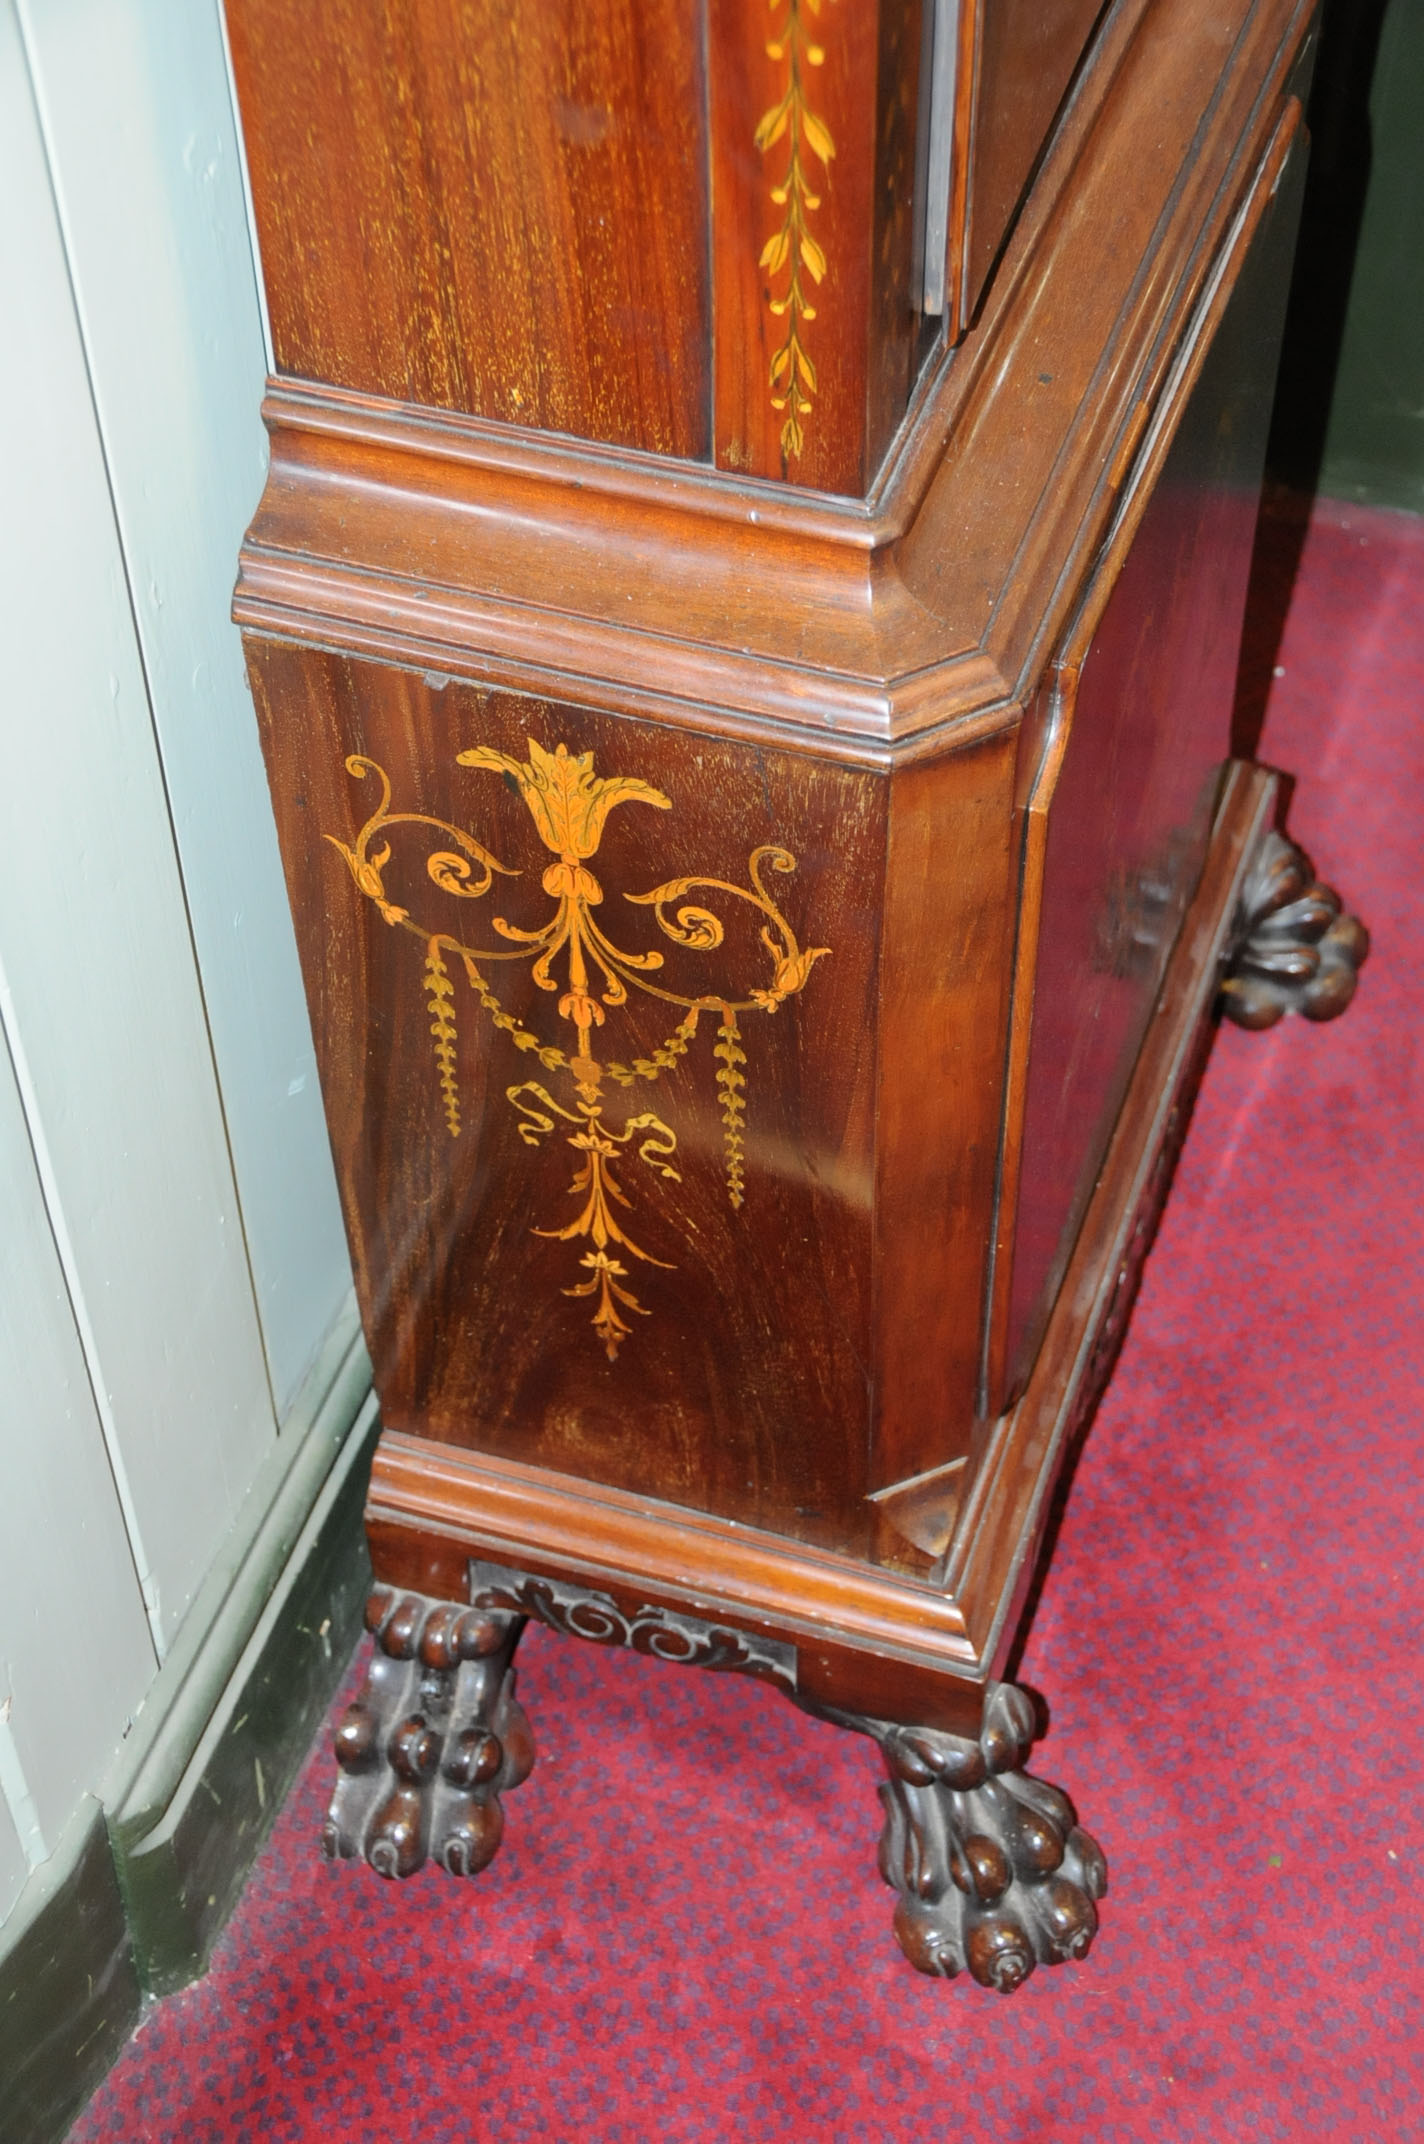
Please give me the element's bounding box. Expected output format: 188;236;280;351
72;497;1424;2141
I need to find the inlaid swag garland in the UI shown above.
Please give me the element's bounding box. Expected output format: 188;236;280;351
327;739;828;1360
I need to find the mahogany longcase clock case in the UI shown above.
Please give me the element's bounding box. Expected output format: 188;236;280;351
225;0;1366;1989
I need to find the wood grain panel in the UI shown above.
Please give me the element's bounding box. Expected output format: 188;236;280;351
867;0;929;475
225;0;710;457
870;731;1019;1513
247;644;887;1554
1001;532;1225;1399
948;765;1276;1667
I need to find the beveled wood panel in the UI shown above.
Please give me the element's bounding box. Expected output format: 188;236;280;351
247;643;890;1555
871;734;1018;1513
995;127;1305;1403
954;0;1108;329
948;763;1277;1668
225;0;711;457
899;8;1307;661
1001;518;1225;1401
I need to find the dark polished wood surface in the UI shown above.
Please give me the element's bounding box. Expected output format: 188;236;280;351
235;0;1312;761
996;133;1305;1405
247;652;893;1553
237;0;1314;1593
226;0;713;458
949;763;1279;1669
226;0;1176;498
955;0;1109;329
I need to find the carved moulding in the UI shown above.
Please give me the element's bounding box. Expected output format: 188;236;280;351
325;1566;1105;1990
467;1559;799;1695
1219;829;1369;1028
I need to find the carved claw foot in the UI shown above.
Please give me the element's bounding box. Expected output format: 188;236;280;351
323;1586;534;1879
872;1684;1106;1991
1220;829;1369;1028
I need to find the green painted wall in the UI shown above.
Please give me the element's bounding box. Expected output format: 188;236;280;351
1271;0;1424;512
1321;0;1424;510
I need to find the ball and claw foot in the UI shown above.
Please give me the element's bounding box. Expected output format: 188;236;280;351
323;1586;534;1879
873;1684;1107;1991
1220;829;1368;1029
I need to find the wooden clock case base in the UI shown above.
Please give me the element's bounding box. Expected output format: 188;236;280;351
232;0;1367;1988
319;773;1363;1990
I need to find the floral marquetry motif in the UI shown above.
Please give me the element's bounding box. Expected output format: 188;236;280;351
756;0;836;460
326;738;829;1359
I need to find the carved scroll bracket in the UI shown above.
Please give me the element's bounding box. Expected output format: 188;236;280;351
467;1559;799;1696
